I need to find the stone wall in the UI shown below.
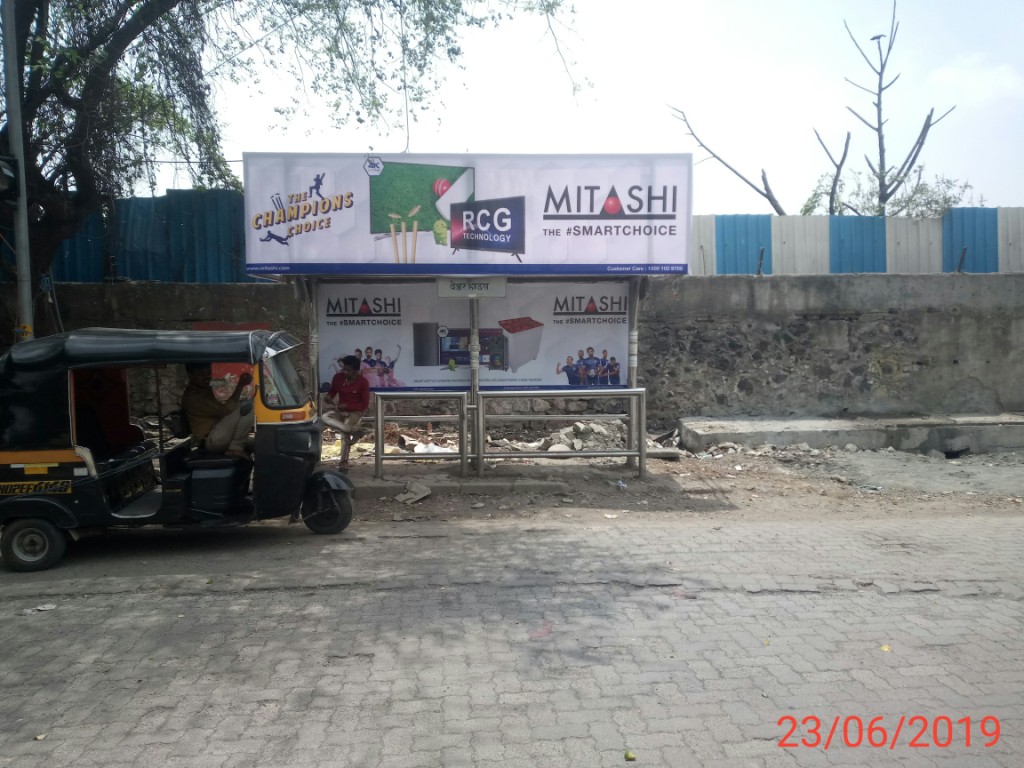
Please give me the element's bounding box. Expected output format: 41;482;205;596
4;274;1023;429
639;274;1024;426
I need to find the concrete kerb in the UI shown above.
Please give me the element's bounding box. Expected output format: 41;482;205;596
679;413;1024;455
340;463;571;500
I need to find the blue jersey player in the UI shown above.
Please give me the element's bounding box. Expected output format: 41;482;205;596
581;347;601;386
607;356;621;386
556;355;580;386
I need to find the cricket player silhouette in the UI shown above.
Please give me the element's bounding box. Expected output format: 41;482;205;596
259;230;290;246
309;173;326;200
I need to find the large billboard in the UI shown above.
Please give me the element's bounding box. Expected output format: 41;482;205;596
317;281;630;391
244;153;691;276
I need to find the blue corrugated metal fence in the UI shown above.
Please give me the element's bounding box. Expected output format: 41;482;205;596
715;215;773;275
53;189;252;283
48;195;1024;282
829;216;886;273
942;207;999;273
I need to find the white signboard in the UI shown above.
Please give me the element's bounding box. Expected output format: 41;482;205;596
317;281;630;391
244;153;691;276
437;277;506;298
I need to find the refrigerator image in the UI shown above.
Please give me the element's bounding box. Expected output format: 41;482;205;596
413;322;440;366
498;317;544;373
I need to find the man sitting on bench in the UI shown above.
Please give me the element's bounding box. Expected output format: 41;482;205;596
321;355;370;471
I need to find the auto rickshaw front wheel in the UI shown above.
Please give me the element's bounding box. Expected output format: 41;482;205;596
1;518;68;572
302;488;354;535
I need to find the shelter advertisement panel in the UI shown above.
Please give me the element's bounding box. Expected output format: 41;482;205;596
244;153;691;275
317;281;630;392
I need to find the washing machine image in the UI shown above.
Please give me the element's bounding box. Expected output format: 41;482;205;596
498;317;544;373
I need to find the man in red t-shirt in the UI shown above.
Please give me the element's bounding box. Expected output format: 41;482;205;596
322;355;370;469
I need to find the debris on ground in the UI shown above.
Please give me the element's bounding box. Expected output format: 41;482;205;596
413;442;455;454
394;482;431;505
20;604;57;615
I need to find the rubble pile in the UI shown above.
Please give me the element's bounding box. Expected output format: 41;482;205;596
322;418;670;458
486;419;650;453
691;439;990;465
695;441;855;462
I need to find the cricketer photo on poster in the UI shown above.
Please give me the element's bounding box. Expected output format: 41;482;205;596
316;282;631;392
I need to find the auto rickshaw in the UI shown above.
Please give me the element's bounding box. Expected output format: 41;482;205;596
0;327;353;571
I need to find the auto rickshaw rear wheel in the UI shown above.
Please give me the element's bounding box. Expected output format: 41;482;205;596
302;488;353;535
1;518;68;572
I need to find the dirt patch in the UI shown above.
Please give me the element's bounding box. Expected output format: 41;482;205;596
817;448;1024;496
349;441;1024;526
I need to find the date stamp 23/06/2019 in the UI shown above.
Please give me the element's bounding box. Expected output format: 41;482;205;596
778;715;1001;750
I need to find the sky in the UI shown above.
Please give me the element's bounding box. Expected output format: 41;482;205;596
157;0;1024;216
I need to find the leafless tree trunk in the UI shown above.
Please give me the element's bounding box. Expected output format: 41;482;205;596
670;108;788;216
813;130;851;215
843;2;953;215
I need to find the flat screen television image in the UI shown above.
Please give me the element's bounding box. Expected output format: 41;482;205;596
439;329;506;369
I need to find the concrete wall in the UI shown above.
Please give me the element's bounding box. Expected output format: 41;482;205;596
640;274;1024;424
5;274;1023;428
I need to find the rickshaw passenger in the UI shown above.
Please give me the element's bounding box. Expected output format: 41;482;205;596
181;363;254;459
73;368;145;459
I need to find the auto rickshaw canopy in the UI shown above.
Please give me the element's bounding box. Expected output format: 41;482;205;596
0;328;301;373
0;328;302;451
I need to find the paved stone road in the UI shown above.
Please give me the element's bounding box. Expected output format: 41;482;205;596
1;512;1021;767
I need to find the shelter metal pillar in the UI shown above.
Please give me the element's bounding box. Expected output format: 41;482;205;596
469;296;480;468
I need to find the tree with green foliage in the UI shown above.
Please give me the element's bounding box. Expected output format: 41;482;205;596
800;168;976;218
0;0;570;285
673;1;973;218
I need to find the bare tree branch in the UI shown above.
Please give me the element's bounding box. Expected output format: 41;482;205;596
760;170;787;216
885;110;934;199
844;20;880;74
670;107;787;215
847;107;877;131
881;107;953;202
932;106;956;125
844;78;876;96
544;10;583;97
673;1;964;218
814;129;851;215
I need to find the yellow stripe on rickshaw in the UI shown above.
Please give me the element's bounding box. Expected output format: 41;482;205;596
22;465;58;475
0;450;86;464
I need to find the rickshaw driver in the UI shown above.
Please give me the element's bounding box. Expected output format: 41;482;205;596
321;355;369;470
181;363;254;459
